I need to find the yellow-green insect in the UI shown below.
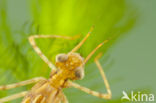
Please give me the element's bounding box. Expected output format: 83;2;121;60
0;27;111;103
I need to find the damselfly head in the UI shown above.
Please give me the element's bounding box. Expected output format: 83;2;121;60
55;53;84;69
55;53;85;80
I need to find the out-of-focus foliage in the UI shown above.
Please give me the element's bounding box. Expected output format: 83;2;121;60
0;0;137;103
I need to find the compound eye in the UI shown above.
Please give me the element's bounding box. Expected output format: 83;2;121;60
56;54;68;62
74;67;84;80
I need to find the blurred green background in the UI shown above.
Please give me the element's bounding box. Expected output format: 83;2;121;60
0;0;155;103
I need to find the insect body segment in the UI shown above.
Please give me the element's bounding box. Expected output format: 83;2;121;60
22;79;63;103
50;53;85;88
56;53;84;71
